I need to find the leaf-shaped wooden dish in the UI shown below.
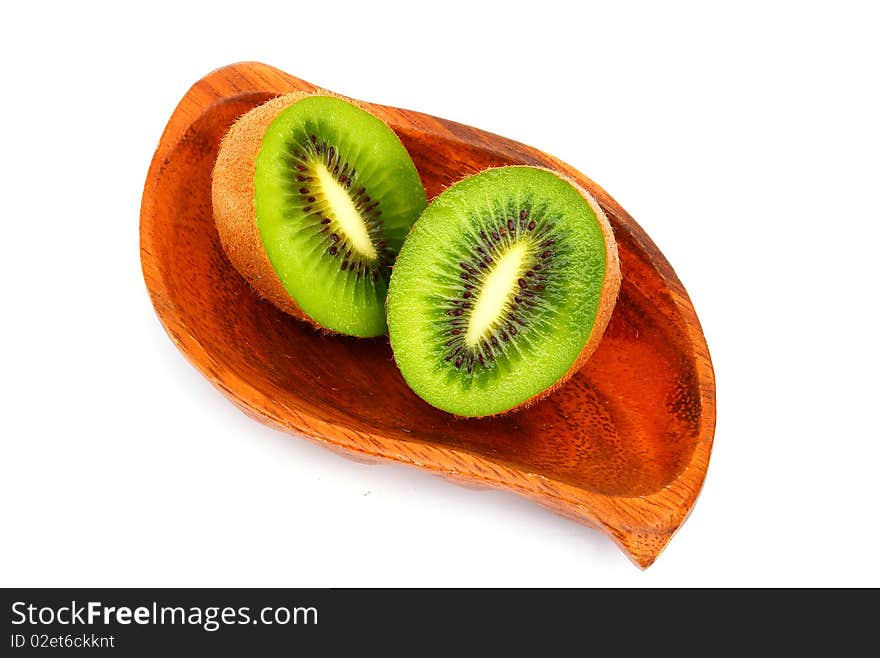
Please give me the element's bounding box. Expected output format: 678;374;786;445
140;62;715;568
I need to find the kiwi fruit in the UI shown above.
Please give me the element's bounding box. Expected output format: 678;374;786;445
386;166;620;417
212;93;427;337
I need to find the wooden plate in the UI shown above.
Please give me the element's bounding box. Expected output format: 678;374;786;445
140;62;716;568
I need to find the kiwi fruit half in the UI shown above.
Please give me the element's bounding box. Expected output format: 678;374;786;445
387;166;620;417
212;93;427;337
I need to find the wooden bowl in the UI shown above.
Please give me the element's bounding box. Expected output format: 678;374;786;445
140;62;716;568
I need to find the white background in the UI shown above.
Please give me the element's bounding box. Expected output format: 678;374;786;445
1;1;878;587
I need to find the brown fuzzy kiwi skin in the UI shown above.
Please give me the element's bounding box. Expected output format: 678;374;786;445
388;165;621;420
212;92;312;324
212;90;378;332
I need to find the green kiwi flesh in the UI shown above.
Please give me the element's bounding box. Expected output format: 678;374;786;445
254;96;427;337
387;166;617;417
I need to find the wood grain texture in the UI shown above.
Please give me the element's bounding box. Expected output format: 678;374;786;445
140;62;716;568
